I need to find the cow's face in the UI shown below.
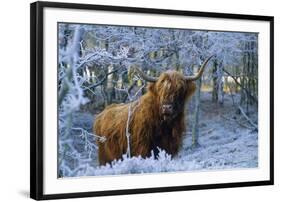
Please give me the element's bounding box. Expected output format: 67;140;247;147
134;56;213;122
151;71;196;122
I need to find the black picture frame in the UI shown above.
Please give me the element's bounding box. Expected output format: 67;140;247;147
30;1;274;200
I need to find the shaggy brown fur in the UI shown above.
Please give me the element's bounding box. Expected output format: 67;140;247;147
94;71;196;165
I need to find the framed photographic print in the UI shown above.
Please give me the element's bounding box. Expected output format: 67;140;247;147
30;1;274;200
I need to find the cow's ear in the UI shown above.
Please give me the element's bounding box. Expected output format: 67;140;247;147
185;81;196;99
147;82;156;94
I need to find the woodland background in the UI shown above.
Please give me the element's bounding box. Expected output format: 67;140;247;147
58;23;258;177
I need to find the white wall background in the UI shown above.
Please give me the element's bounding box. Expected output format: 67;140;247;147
0;0;279;201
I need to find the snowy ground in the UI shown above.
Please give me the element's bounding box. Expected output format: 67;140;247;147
61;92;258;177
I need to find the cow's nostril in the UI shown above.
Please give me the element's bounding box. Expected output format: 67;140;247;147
163;104;173;111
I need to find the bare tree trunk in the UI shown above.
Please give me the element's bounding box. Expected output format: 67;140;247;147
192;77;202;147
106;64;116;104
217;62;224;105
212;59;218;102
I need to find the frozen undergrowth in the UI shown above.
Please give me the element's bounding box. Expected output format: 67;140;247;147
75;149;235;177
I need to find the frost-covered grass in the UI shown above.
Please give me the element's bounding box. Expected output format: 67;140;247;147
76;150;217;177
59;92;258;178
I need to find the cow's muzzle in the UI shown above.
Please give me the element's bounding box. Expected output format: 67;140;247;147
161;104;174;121
162;104;173;114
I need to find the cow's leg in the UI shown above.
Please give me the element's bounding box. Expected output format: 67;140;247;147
133;145;150;158
98;142;108;165
98;139;123;165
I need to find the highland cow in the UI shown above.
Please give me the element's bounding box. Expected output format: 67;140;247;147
94;56;213;165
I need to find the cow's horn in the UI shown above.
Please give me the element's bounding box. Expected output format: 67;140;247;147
185;55;214;81
133;67;158;82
